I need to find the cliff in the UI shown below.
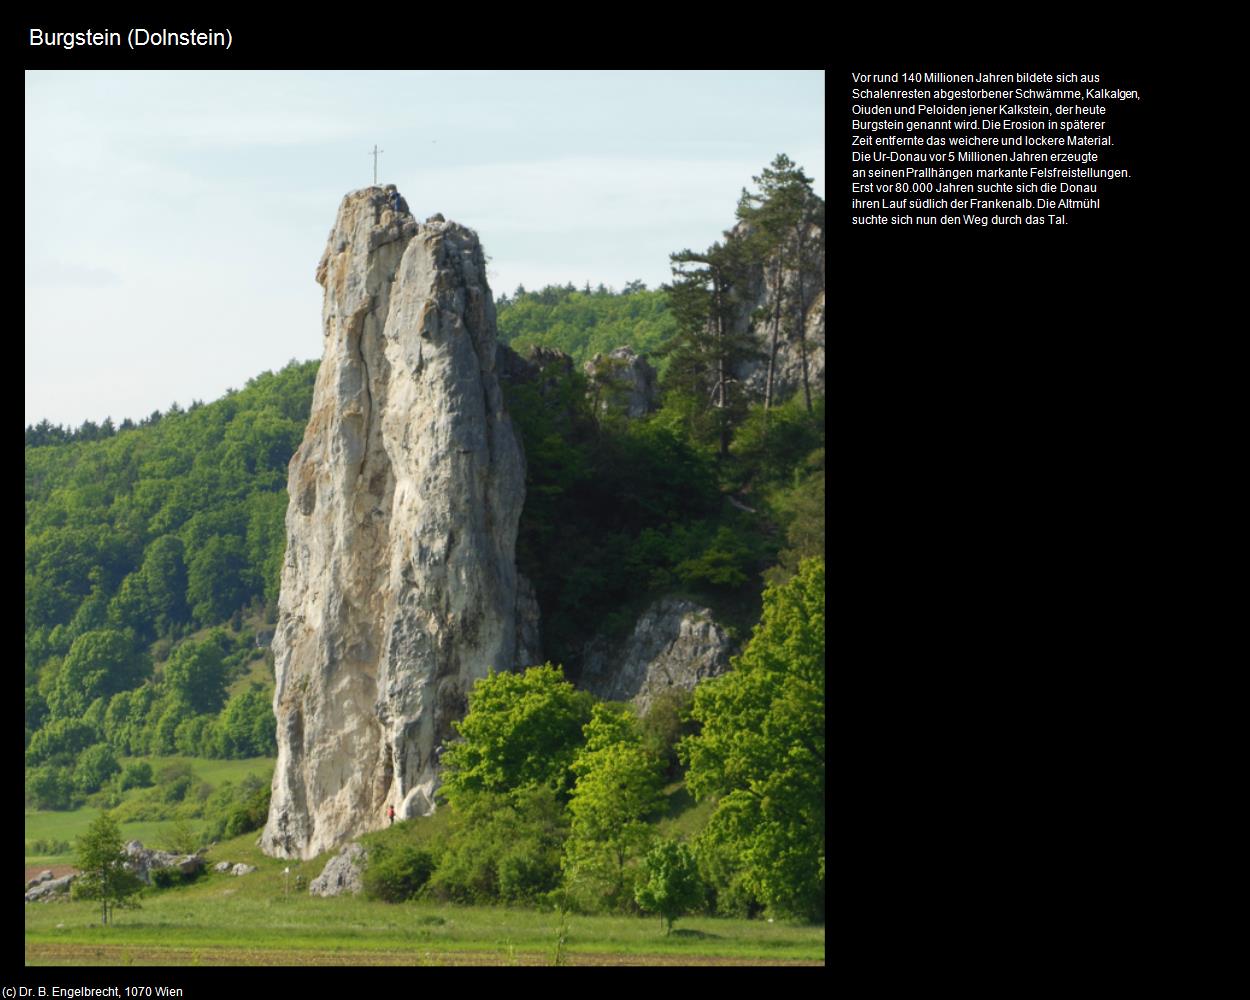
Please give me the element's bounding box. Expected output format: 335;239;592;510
261;187;526;860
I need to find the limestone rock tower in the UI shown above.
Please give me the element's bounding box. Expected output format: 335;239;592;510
261;187;525;860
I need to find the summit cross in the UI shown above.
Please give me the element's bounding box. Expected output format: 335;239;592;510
370;145;384;185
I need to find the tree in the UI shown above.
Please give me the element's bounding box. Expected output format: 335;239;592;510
658;238;762;457
45;628;148;721
163;633;228;714
73;812;144;925
25;717;100;766
561;705;664;912
736;154;825;413
186;535;249;625
439;664;594;805
139;535;189;633
72;742;120;795
635;839;704;934
680;557;824;920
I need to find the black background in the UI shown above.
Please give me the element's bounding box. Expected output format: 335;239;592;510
21;7;1192;982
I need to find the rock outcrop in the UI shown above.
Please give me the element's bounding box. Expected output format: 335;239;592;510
24;873;75;903
26;870;54;891
584;347;659;419
308;842;366;897
123;840;203;884
579;598;735;714
261;186;526;861
730;217;825;405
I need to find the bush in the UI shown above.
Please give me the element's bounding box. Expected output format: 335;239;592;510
223;781;270;837
498;849;562;904
426;786;568;906
157;818;202;855
161;774;192;803
118;761;154;790
363;844;436;903
640;688;695;776
111;788;176;824
25;765;76;811
26;838;72;856
72;743;120;795
150;865;203;889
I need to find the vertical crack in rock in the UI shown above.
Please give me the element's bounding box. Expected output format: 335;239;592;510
262;188;526;860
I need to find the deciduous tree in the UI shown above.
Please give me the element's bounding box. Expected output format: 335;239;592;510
439;664;594;805
562;705;663;911
681;557;824;920
635;838;704;934
73;812;144;925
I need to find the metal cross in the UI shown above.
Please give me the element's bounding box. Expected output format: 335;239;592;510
369;145;384;185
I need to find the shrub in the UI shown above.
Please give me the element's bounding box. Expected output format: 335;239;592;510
150;865;203;889
72;743;120;795
161;774;192;803
26;838;72;856
118;761;154;790
223;784;269;837
25;765;76;811
363;845;437;903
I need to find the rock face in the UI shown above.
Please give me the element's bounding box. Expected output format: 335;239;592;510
579;598;735;714
309;842;366;897
261;186;526;861
515;573;543;669
730;217;825;405
584;347;659;419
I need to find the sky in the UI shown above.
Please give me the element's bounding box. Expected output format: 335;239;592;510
25;70;824;429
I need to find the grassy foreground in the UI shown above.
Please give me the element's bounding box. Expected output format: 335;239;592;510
25;829;823;966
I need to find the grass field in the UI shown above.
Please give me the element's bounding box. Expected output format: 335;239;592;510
26;754;822;966
24;756;275;867
24;825;823;966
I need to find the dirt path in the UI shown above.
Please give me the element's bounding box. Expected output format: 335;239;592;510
26;942;824;966
24;865;76;885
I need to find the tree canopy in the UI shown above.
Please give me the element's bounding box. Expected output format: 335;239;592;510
681;556;825;920
438;664;594;805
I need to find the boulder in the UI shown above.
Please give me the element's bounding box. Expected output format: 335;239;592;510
231;864;257;877
213;861;233;873
308;842;365;897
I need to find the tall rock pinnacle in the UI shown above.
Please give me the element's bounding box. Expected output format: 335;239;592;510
261;186;526;860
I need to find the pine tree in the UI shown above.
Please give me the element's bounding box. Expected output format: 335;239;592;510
658;237;762;458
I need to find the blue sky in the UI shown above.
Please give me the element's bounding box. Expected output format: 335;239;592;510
25;70;824;428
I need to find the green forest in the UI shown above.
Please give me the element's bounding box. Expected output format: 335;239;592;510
25;155;825;925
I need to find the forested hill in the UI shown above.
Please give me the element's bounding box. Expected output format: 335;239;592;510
24;360;319;810
496;284;675;375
